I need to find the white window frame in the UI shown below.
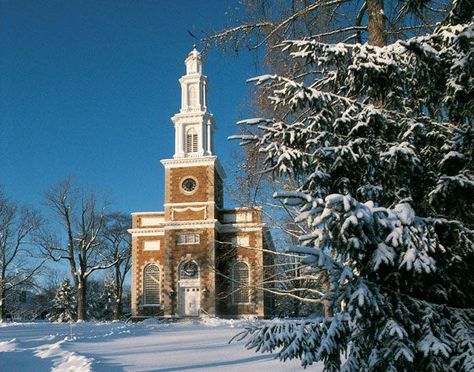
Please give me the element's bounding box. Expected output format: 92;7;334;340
231;236;249;247
186;128;198;153
143;264;161;306
187;84;197;108
143;240;161;251
231;261;251;304
177;233;200;245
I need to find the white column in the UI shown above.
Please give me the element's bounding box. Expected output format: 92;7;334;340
174;124;179;156
207;120;212;155
181;82;186;111
196;80;202;111
180;124;185;156
199;123;204;155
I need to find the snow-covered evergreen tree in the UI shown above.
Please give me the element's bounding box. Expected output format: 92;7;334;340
99;275;116;320
48;278;76;323
233;1;474;370
86;277;116;320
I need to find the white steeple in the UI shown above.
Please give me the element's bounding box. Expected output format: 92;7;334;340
171;46;214;158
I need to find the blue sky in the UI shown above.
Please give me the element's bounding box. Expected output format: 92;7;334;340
1;0;262;215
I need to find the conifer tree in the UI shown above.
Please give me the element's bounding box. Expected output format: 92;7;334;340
99;276;116;320
86;277;116;320
48;278;76;323
232;1;474;370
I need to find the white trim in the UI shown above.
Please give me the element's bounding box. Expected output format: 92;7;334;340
217;223;265;233
144;240;161;251
161;156;226;179
164;220;218;230
171;206;207;220
131;211;164;216
164;201;215;207
142;262;162;306
161;156;216;165
177;233;200;245
223;211;253;223
128;228;165;236
177;259;201;317
128;222;264;234
141;216;165;226
180;176;199;195
220;207;263;212
231;260;251;305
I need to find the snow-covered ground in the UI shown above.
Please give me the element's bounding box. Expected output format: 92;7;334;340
0;318;321;371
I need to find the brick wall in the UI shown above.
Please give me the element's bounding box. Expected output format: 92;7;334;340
132;235;166;316
215;230;264;318
167;166;214;204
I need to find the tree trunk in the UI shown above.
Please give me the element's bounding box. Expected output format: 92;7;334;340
367;0;386;47
113;265;122;321
113;285;122;321
0;285;5;321
321;272;333;317
77;279;87;321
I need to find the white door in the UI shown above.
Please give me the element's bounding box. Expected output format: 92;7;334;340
178;260;200;317
179;287;200;316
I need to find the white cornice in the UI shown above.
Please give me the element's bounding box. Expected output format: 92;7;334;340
128;220;266;234
164;201;215;207
128;228;165;236
131;211;164;215
164;219;218;230
217;222;266;233
161;155;216;166
179;74;207;83
220;206;263;212
171;111;212;122
161;156;226;179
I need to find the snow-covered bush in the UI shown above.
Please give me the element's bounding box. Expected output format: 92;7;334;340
48;278;76;323
233;3;474;371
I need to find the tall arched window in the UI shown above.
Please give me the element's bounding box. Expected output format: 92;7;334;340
188;85;197;108
232;261;250;304
186;128;198;153
143;264;160;305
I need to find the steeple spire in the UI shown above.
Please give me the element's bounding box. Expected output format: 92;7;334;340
171;47;214;158
185;45;202;75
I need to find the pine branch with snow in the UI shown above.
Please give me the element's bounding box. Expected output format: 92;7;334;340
233;4;474;370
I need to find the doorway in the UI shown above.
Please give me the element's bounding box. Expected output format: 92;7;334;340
178;260;200;317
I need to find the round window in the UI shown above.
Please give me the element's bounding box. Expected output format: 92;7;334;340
182;178;197;193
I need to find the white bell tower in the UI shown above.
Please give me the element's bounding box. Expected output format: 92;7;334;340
171;46;214;158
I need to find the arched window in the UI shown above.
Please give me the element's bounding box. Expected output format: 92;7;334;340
232;261;250;304
188;85;197;107
179;260;200;280
186;128;198;153
143;264;160;305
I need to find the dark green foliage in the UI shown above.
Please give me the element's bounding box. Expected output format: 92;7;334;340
233;3;473;370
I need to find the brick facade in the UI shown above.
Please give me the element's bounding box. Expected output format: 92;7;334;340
128;47;273;319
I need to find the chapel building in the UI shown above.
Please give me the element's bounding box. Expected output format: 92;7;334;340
129;48;274;319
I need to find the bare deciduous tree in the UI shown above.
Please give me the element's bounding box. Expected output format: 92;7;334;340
102;212;132;320
0;189;43;321
40;179;117;321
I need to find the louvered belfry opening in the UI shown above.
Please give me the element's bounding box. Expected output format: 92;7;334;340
186;128;198;153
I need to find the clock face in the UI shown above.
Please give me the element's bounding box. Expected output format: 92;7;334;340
182;178;197;193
